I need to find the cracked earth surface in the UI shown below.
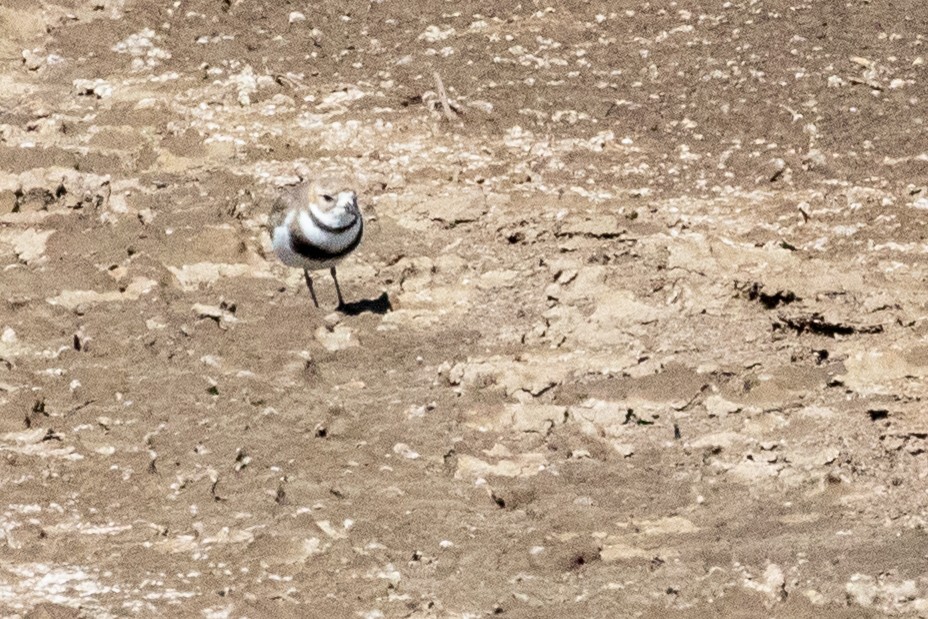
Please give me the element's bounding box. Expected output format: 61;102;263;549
2;1;928;617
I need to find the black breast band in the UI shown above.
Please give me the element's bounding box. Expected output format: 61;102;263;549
290;220;363;261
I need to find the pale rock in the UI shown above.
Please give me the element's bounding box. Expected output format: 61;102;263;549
0;428;80;460
665;235;713;272
802;149;827;170
47;277;157;310
861;292;896;313
556;269;578;285
785;446;839;467
482;443;512;458
540;305;585;346
804;589;827;605
156;534;199;554
477;270;520;290
1;428;48;444
205;139;236;160
0;228;53;264
840;348;928;395
744;563;786;599
57;168;111;210
316;520;349;540
168;263;264;290
467;404;567;433
556;265;606;303
155;150;199;173
548;258;582;276
375;563;401;585
611;441;635;457
728;458;781;481
392;443;420;459
498;363;561;399
446;356;561;397
323;312;341;330
418;25;456;43
0;327;23;359
689;432;746;450
433;252;466;275
106;265;129;282
599;542;652;562
378;308;443;329
467;100;494;113
0;173;18;214
315;324;359;352
846;186;887;209
386;173;406;189
146;318;167;330
846;574;882;608
797;405;836;420
570;397;669;436
21;48;44;70
570;399;628;436
633;516;698;535
510;404;566;433
245;533;327;564
454;453;547;478
397;284;471;309
704;394;741;417
192;303;238;329
73;78;113;98
544;283;562;301
201;527;256;545
572;290;662;347
484;191;512;209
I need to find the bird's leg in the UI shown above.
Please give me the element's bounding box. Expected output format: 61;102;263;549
330;267;346;309
303;268;319;308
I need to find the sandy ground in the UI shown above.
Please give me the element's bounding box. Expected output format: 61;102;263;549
1;0;928;617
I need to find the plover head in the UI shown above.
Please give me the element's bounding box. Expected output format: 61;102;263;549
308;184;359;227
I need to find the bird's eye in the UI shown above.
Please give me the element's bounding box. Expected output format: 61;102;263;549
322;194;334;202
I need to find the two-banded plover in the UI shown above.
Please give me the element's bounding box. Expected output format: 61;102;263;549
269;181;363;309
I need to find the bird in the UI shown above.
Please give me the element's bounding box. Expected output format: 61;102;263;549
268;180;363;309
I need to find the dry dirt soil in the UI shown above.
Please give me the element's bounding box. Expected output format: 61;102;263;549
1;0;928;617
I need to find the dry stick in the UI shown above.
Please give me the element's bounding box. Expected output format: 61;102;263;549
433;71;458;123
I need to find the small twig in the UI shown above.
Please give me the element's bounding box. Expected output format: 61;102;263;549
67;399;96;415
433;71;458;122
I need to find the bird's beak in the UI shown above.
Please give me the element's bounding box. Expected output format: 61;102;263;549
339;192;358;211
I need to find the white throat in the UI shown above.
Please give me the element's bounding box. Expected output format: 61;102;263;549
309;202;356;229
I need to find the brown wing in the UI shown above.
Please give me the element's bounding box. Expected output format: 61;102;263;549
267;182;311;231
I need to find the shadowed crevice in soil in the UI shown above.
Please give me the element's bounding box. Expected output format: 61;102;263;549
775;313;885;337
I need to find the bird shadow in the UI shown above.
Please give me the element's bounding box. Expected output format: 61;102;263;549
337;292;392;316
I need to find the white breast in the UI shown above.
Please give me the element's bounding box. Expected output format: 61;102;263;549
271;209;362;269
